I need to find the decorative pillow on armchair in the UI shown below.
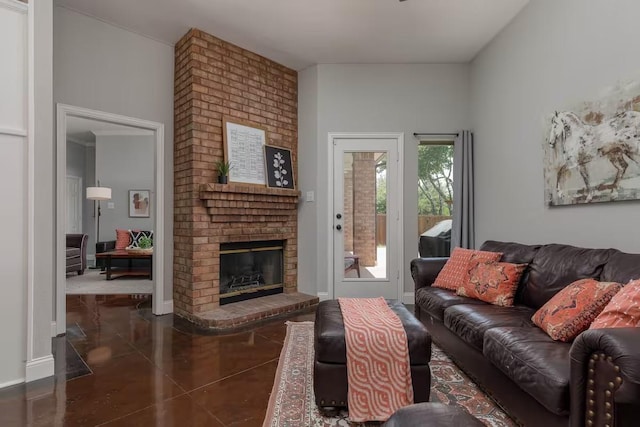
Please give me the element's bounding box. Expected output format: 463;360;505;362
432;247;502;291
590;279;640;329
457;260;527;306
129;230;153;248
532;278;622;342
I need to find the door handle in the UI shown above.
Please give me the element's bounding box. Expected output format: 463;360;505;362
336;225;342;231
336;213;342;219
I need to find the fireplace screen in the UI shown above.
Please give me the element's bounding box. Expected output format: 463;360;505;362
219;240;284;304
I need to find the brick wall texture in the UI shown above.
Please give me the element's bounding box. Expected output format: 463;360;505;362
173;29;298;317
352;153;377;266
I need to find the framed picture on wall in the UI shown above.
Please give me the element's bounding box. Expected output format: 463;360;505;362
129;190;150;217
264;145;295;189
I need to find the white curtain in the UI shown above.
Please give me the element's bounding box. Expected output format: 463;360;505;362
451;131;474;249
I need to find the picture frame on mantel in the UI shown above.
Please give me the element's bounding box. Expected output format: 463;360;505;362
222;117;267;186
264;145;295;190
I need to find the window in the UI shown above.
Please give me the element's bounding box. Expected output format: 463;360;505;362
417;141;454;256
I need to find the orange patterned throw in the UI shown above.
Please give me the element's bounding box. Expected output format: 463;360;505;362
337;297;413;422
432;248;502;291
532;278;622;342
458;260;527;306
591;280;640;329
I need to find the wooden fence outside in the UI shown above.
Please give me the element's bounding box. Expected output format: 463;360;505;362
375;214;452;246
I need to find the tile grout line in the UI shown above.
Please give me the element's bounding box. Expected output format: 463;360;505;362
186;356;281;395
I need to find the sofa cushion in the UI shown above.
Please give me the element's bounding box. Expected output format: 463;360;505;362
532;278;622;342
521;244;616;309
458;260;527;307
479;240;541;265
415;287;485;322
65;247;80;258
601;251;640;284
483;327;571;416
443;304;535;351
432;248;502;291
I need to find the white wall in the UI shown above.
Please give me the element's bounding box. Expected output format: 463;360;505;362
66;141;85;179
471;0;640;252
298;64;470;297
0;0;28;387
95;134;155;239
54;6;174;305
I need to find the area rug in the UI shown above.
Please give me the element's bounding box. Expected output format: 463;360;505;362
263;321;516;427
66;270;153;295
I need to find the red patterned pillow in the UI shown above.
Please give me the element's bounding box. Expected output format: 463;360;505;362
115;229;131;250
432;248;502;291
457;260;527;306
590;280;640;329
532;278;622;342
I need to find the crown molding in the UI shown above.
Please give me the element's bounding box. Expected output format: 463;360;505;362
67;136;95;147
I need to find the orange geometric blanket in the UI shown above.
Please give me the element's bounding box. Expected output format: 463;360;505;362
337;297;413;422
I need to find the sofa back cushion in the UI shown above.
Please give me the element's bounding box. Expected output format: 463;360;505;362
479;240;542;304
522;244;616;309
601;251;640;284
479;240;541;265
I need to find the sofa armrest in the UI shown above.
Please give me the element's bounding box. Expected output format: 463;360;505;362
570;328;640;427
96;240;116;253
410;257;448;291
66;234;85;249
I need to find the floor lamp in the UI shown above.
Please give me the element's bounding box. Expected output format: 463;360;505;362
86;182;112;245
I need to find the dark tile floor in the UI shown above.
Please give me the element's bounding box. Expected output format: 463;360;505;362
0;295;315;427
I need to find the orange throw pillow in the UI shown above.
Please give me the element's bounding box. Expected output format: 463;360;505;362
457;260;527;307
532;278;622;342
432;248;502;291
115;229;131;250
590;280;640;329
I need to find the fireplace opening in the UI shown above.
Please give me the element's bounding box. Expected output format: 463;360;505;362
219;240;284;305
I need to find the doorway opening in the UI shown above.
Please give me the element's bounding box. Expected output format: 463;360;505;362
56;104;165;337
330;133;404;300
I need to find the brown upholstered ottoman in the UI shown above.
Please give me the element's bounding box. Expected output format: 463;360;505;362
383;403;484;426
313;299;431;409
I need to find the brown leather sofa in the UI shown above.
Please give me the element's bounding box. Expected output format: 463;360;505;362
66;234;88;275
411;241;640;427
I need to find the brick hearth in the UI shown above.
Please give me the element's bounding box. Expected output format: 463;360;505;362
173;28;317;327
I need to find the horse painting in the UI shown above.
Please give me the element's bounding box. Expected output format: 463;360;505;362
545;110;640;205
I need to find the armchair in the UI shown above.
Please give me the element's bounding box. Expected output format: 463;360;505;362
66;234;88;275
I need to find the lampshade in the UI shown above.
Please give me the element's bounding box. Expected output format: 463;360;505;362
86;186;112;200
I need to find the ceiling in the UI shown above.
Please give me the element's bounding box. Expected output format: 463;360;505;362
67;116;153;143
55;0;529;70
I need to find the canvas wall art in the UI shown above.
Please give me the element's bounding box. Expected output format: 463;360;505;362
543;80;640;206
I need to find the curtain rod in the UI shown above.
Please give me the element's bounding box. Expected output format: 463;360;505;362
413;132;459;137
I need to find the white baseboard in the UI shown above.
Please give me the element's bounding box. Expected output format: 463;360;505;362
402;292;415;305
317;292;330;301
26;355;55;382
0;377;25;390
51;321;57;338
162;299;173;314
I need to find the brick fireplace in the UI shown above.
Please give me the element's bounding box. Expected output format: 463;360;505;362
173;29;316;327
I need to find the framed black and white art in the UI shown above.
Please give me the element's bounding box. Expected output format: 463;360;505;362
264;145;295;189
